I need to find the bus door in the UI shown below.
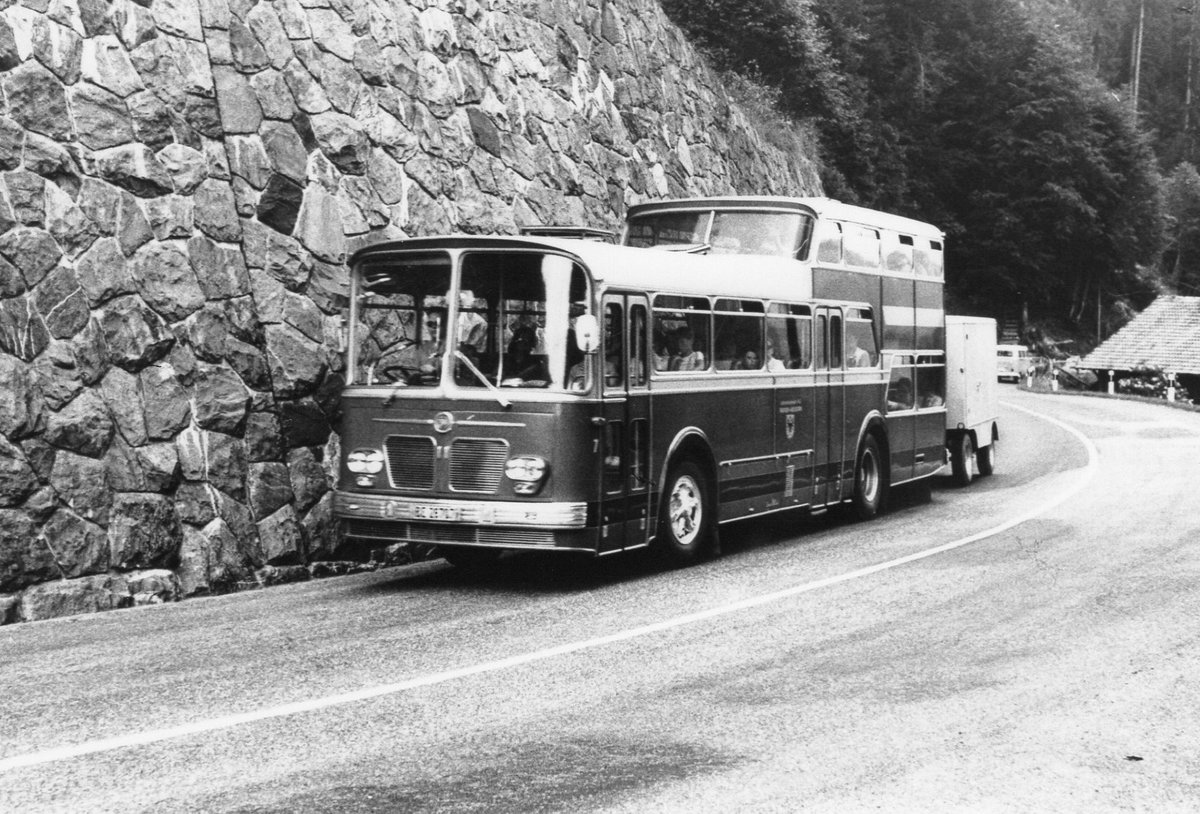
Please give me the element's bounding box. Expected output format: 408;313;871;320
598;294;652;553
814;307;846;506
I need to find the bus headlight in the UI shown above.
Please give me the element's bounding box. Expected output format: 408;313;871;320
347;449;385;474
505;456;548;495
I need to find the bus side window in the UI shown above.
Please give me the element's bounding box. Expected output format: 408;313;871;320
888;357;915;410
917;355;945;408
630;304;647;387
817;222;842;264
603;302;623;389
830;313;843;368
845;309;877;367
816;314;828;370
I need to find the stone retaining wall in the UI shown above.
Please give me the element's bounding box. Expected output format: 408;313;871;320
0;0;820;622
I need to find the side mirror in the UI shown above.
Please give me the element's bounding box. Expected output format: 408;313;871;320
574;314;600;354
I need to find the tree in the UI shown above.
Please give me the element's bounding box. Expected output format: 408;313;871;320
1162;162;1200;293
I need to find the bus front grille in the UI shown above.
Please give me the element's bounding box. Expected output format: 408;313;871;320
449;439;509;493
344;519;555;548
385;436;435;489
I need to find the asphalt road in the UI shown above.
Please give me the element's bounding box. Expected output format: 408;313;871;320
2;388;1199;813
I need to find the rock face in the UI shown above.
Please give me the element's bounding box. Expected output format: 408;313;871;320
0;0;819;623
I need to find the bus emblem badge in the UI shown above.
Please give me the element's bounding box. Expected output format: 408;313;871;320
432;411;455;433
785;414;795;440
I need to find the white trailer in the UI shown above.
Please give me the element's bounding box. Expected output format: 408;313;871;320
944;315;1000;486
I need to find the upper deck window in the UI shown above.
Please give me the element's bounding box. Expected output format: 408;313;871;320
884;234;914;274
914;239;944;279
816;221;842;264
625;209;813;259
844;225;881;268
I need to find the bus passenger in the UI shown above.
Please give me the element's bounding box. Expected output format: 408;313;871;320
847;334;870;367
503;325;548;385
735;349;761;370
765;341;786;372
669;327;705;371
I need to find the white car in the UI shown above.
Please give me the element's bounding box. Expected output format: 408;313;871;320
996;344;1029;382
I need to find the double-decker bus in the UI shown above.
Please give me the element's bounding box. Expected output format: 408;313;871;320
622;196;951;486
334;202;948;568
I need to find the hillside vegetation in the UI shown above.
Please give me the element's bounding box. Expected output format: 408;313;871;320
662;0;1200;347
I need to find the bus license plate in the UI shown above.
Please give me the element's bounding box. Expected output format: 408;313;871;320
412;504;461;522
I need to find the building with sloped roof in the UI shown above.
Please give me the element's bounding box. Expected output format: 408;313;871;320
1079;295;1200;397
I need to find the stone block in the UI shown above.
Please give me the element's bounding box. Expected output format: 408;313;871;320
3;59;72;141
0;354;43;440
265;322;327;399
39;509;109;578
0;436;37;508
50;449;111;525
93;143;174;198
0;226;63;289
99;295;174;372
257;503;301;564
192;364;250;434
70;82;136;150
126;568;181;604
129;241;205;322
104;439;181;493
107;492;182;570
286;446;327;514
43;390;113;458
19;573;131;622
76;236;132;306
138;363;192;440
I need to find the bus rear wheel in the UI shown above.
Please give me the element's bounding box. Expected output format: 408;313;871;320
850;434;887;521
656;460;713;565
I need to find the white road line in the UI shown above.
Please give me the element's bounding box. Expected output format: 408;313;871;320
0;401;1098;774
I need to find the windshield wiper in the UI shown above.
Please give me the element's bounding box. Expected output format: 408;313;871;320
454;349;511;409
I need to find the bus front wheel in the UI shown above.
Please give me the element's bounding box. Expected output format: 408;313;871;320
850;434;887;521
656;460;713;565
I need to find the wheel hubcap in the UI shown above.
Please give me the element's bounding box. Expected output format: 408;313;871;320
859;449;879;502
669;475;702;546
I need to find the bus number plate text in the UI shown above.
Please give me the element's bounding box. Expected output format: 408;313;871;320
411;504;461;522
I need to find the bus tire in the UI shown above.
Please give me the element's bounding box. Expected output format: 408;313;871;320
656;459;713;565
850;434;887;521
441;546;503;571
951;431;975;487
976;432;997;477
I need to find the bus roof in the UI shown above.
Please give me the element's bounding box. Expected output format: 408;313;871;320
625;196;945;240
350;234;817;302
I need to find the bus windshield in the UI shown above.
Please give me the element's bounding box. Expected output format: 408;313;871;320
624;210;813;259
351;250;590;392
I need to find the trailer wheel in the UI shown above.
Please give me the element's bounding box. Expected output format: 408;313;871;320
976;432;996;477
656;459;712;565
850;434;887;520
951;432;975;487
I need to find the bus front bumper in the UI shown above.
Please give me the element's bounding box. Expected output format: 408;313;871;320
333;491;590;530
